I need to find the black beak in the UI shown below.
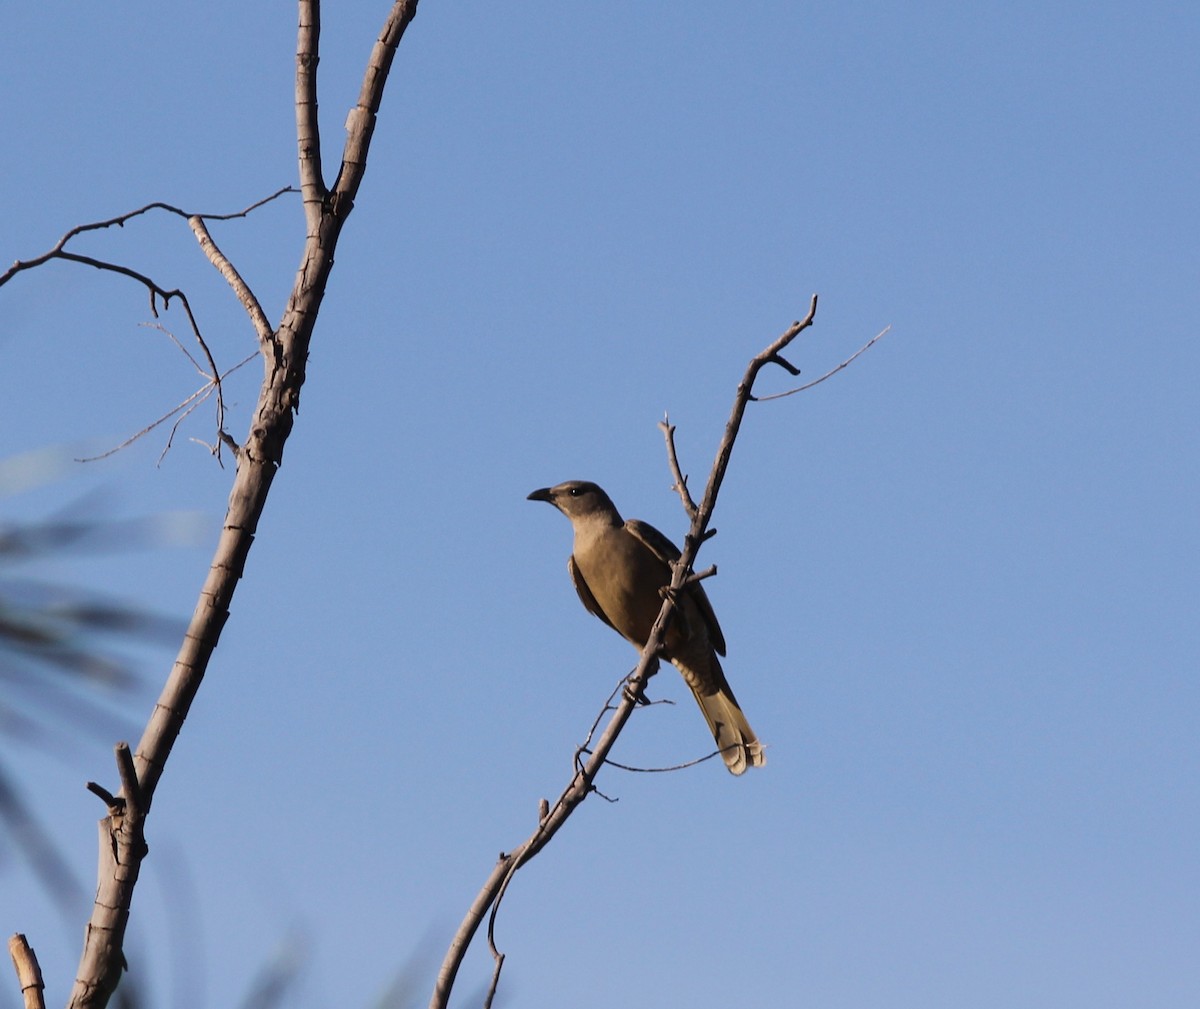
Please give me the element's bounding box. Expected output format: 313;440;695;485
526;487;554;503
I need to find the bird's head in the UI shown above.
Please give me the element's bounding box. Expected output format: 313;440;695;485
527;481;622;525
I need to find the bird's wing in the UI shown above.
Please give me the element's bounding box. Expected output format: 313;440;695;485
568;554;619;633
624;519;726;656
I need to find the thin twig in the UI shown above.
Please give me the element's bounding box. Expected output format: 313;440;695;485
598;750;728;773
754;324;891;401
142;322;206;377
2;188;293;469
75;351;257;464
0;189;295;288
659;417;697;517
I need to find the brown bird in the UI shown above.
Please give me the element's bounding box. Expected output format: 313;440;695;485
527;480;765;775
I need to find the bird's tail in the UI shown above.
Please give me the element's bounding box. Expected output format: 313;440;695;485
676;655;766;776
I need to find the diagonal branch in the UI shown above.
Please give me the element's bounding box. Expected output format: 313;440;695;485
430;297;821;1009
659;417;697;518
188;216;274;345
330;0;420;213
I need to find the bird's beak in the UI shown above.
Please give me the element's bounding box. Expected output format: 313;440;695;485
527;487;554;503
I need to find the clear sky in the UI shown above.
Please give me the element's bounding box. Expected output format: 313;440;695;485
1;3;1197;1007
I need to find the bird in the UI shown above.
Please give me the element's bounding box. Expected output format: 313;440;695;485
527;480;765;775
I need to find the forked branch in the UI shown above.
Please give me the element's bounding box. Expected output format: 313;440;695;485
1;188;296;465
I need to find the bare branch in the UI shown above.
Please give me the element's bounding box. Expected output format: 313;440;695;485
597;749;729;773
754;323;892;401
40;253;234;460
659;416;697;517
113;743;142;824
1;189;295;289
188;217;274;345
331;0;421;213
195;186;297;221
430;299;821;1009
1;190;293;466
8;934;46;1009
85;782;119;810
296;0;326;229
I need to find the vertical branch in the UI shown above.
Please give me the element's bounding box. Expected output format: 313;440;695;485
296;0;326;231
64;4;423;1006
8;934;46;1009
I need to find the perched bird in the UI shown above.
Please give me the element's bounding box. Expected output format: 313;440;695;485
527;480;765;775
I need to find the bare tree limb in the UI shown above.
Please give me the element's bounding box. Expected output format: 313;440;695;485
330;1;419;212
188;217;274;345
296;0;326;231
430;297;821;1009
1;190;294;466
8;934;46;1009
0;189;295;288
59;4;422;1006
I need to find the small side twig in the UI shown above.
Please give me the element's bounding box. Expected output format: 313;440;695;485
659;417;697;517
85;782;120;811
8;934;46;1009
599;750;727;773
0;189;295;289
75;350;257;465
754;324;891;401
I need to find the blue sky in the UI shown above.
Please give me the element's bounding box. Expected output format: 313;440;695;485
1;3;1197;1007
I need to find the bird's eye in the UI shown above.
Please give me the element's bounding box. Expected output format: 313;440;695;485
569;486;583;496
